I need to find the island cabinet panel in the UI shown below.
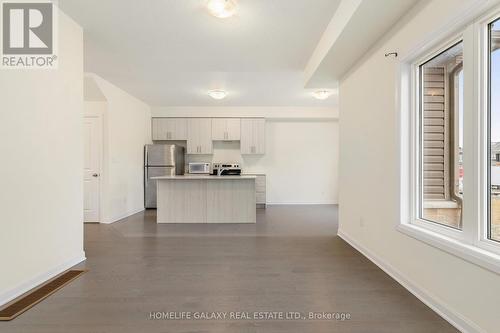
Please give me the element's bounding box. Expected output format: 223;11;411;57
206;180;256;223
155;176;257;223
187;118;212;154
156;180;207;223
152;118;187;140
240;118;265;154
212;118;241;141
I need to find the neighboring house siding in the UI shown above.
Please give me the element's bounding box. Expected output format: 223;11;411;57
423;66;448;200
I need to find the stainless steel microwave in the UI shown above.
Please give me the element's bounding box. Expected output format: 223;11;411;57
188;162;211;174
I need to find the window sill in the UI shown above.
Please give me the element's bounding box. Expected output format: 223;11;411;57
397;223;500;275
423;200;460;209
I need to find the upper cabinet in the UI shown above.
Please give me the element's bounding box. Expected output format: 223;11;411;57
240;118;265;155
151;117;265;156
187;118;213;154
152;118;187;140
212;118;241;141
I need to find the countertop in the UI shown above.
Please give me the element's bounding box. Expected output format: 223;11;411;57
152;175;257;180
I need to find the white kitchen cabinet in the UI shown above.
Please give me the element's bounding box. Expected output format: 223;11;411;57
152;118;187;140
156;176;256;223
254;174;266;208
240;118;265;154
212;118;241;141
187;118;212;154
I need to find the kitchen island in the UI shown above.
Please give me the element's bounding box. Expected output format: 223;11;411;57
152;175;256;223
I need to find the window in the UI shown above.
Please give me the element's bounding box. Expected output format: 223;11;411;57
419;42;464;230
489;18;500;242
399;8;500;275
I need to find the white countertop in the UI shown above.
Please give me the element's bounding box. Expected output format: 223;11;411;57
152;175;257;180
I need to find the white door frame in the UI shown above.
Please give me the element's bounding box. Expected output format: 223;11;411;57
83;109;103;223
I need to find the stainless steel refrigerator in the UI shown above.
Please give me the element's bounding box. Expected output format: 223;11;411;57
144;144;185;208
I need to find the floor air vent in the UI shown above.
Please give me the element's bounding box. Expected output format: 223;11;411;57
0;269;87;321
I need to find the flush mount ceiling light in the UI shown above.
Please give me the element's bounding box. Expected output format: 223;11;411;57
206;0;237;18
312;90;333;100
208;89;227;100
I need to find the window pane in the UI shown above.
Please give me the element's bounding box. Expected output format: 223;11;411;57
419;42;464;229
489;18;500;242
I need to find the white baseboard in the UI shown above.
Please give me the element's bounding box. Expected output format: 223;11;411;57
266;202;338;205
337;229;483;333
0;252;86;307
102;207;145;224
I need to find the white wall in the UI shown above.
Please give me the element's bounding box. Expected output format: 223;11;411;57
0;12;84;305
153;107;339;204
85;74;152;223
152;106;338;119
338;0;500;332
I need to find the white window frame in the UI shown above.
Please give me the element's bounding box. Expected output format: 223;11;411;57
411;34;466;241
398;4;500;275
479;10;500;254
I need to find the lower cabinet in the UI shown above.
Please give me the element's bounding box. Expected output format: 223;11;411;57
156;179;256;223
206;180;256;223
246;174;266;208
156;180;207;223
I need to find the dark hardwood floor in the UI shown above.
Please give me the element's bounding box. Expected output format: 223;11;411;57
1;205;458;332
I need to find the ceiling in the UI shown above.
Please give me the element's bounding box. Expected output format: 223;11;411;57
59;0;420;107
59;0;341;107
304;0;420;87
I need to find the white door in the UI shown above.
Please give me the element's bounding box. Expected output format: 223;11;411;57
83;116;102;222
